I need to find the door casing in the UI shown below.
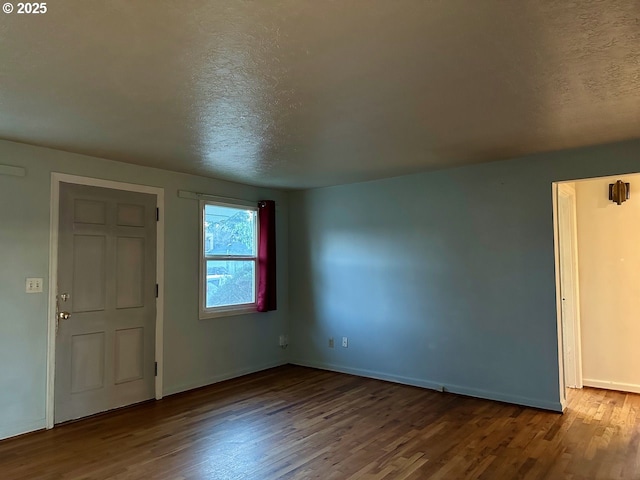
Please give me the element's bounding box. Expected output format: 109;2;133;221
552;183;567;411
556;183;583;391
553;181;584;412
46;173;165;429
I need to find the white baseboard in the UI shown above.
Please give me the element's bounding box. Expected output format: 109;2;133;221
583;378;640;394
291;359;563;412
0;418;45;442
163;360;288;397
0;362;288;442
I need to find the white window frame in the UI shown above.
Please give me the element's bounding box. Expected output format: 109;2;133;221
199;199;259;319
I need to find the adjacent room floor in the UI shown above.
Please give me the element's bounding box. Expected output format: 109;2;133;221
1;365;638;479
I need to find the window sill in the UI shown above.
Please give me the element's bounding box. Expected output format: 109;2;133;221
199;305;258;320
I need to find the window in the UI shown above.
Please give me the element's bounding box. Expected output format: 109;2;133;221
200;201;258;318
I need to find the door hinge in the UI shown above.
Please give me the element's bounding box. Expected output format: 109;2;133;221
155;284;159;298
156;208;160;221
155;362;158;377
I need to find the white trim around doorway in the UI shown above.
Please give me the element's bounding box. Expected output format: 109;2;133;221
556;183;584;392
46;173;165;429
552;183;567;412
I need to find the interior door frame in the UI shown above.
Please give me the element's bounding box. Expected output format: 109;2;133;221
556;183;583;391
46;173;165;429
553;181;586;412
552;183;567;411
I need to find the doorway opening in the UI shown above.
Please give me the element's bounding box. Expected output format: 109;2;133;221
554;173;640;410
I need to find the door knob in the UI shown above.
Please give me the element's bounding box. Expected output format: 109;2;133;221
57;311;71;320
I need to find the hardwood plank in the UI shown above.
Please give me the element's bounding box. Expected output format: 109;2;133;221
1;365;639;479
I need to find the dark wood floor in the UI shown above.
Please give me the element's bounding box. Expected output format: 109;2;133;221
1;365;639;479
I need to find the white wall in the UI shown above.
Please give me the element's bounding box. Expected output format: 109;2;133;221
0;140;290;440
289;139;640;412
576;173;640;393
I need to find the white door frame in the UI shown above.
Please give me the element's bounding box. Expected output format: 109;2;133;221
556;183;583;390
552;184;567;411
46;173;165;429
553;181;583;412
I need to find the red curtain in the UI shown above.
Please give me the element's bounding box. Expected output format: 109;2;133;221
257;200;277;312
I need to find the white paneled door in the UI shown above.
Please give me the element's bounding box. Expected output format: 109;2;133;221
557;183;582;390
54;183;157;423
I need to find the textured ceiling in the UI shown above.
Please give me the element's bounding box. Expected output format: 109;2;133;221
1;1;639;189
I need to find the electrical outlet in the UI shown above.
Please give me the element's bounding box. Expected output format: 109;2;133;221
328;337;334;348
26;278;43;293
279;335;287;346
342;337;348;348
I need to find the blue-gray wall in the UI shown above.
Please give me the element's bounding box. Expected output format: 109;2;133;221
0;140;289;440
3;136;640;441
288;140;640;411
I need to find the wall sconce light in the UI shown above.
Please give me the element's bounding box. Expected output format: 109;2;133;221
609;180;630;205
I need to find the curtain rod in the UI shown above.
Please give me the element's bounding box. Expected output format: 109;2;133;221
177;190;271;207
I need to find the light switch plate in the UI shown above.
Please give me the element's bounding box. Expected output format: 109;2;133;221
26;278;43;293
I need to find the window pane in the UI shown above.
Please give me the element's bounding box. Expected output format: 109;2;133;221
204;204;256;256
205;260;255;308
